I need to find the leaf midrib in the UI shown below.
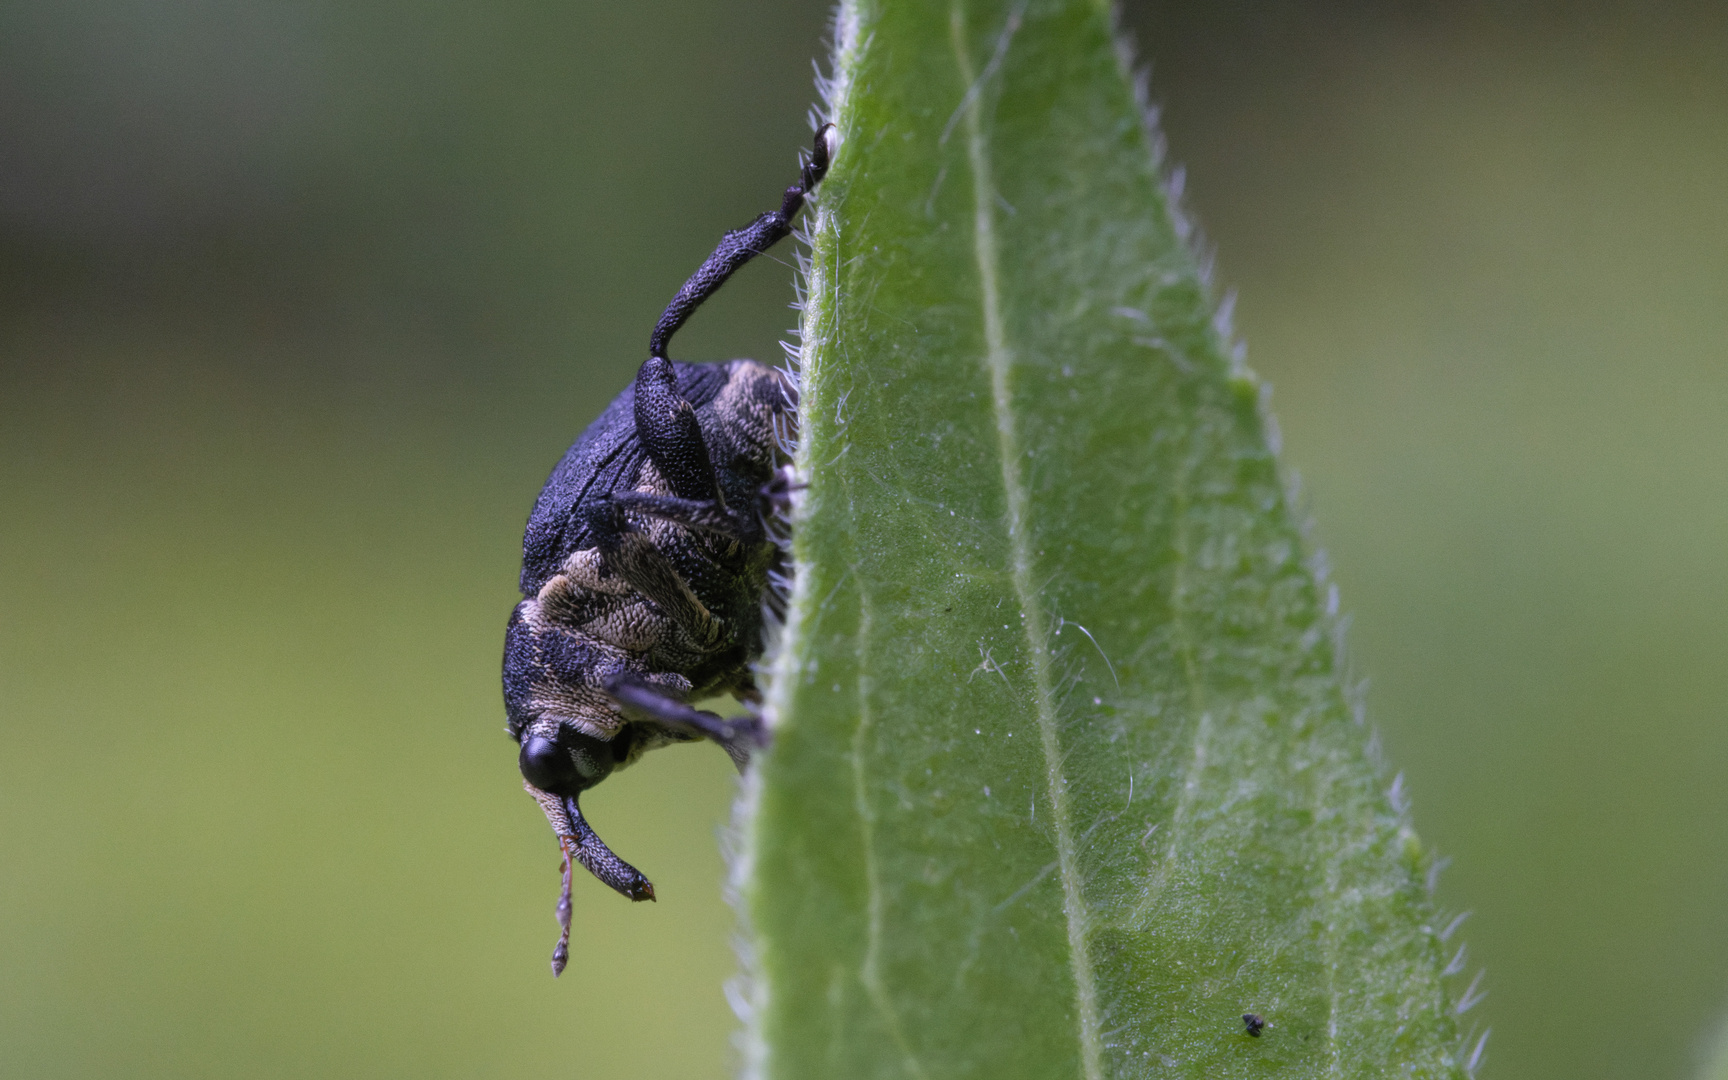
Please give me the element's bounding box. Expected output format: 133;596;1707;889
948;6;1103;1078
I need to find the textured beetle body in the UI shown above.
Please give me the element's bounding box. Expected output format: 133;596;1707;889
504;359;791;755
504;127;831;975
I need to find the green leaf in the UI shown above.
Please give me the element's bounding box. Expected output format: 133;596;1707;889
735;1;1478;1076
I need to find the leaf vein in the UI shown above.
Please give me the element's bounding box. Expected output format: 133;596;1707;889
949;6;1102;1079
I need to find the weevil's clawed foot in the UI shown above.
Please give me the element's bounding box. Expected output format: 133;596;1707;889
758;465;806;519
715;708;770;774
729;708;769;749
802;123;835;195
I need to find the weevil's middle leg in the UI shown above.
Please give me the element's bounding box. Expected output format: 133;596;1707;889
606;463;804;546
584;500;728;649
607;490;760;544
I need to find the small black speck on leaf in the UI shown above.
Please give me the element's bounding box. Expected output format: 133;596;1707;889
1242;1013;1265;1037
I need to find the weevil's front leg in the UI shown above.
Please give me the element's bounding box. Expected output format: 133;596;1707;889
604;672;766;771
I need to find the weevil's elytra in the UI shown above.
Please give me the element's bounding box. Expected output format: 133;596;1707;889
503;125;834;976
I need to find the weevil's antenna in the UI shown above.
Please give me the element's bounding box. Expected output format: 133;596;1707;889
551;841;574;976
648;124;836;361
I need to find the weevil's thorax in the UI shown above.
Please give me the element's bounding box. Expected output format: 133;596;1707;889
641;367;788;683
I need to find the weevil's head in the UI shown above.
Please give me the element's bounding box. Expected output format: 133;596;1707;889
514;718;656;912
512;721;655;905
512;722;653;977
516;724;631;801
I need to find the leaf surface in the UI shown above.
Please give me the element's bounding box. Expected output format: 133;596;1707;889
738;2;1476;1076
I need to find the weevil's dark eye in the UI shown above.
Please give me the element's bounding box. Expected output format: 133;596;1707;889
519;730;616;795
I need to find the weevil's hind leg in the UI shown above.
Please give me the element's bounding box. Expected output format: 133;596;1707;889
646;124;834;365
605;672;767;772
632;355;725;502
629;127;834;508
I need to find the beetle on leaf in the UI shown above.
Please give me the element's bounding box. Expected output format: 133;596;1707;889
503;126;834;975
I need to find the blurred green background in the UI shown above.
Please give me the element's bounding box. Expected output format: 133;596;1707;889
1;1;1723;1077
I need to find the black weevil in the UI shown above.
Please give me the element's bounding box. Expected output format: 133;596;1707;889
503;126;834;975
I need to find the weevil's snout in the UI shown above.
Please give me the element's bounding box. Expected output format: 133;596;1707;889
518;727;617;796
